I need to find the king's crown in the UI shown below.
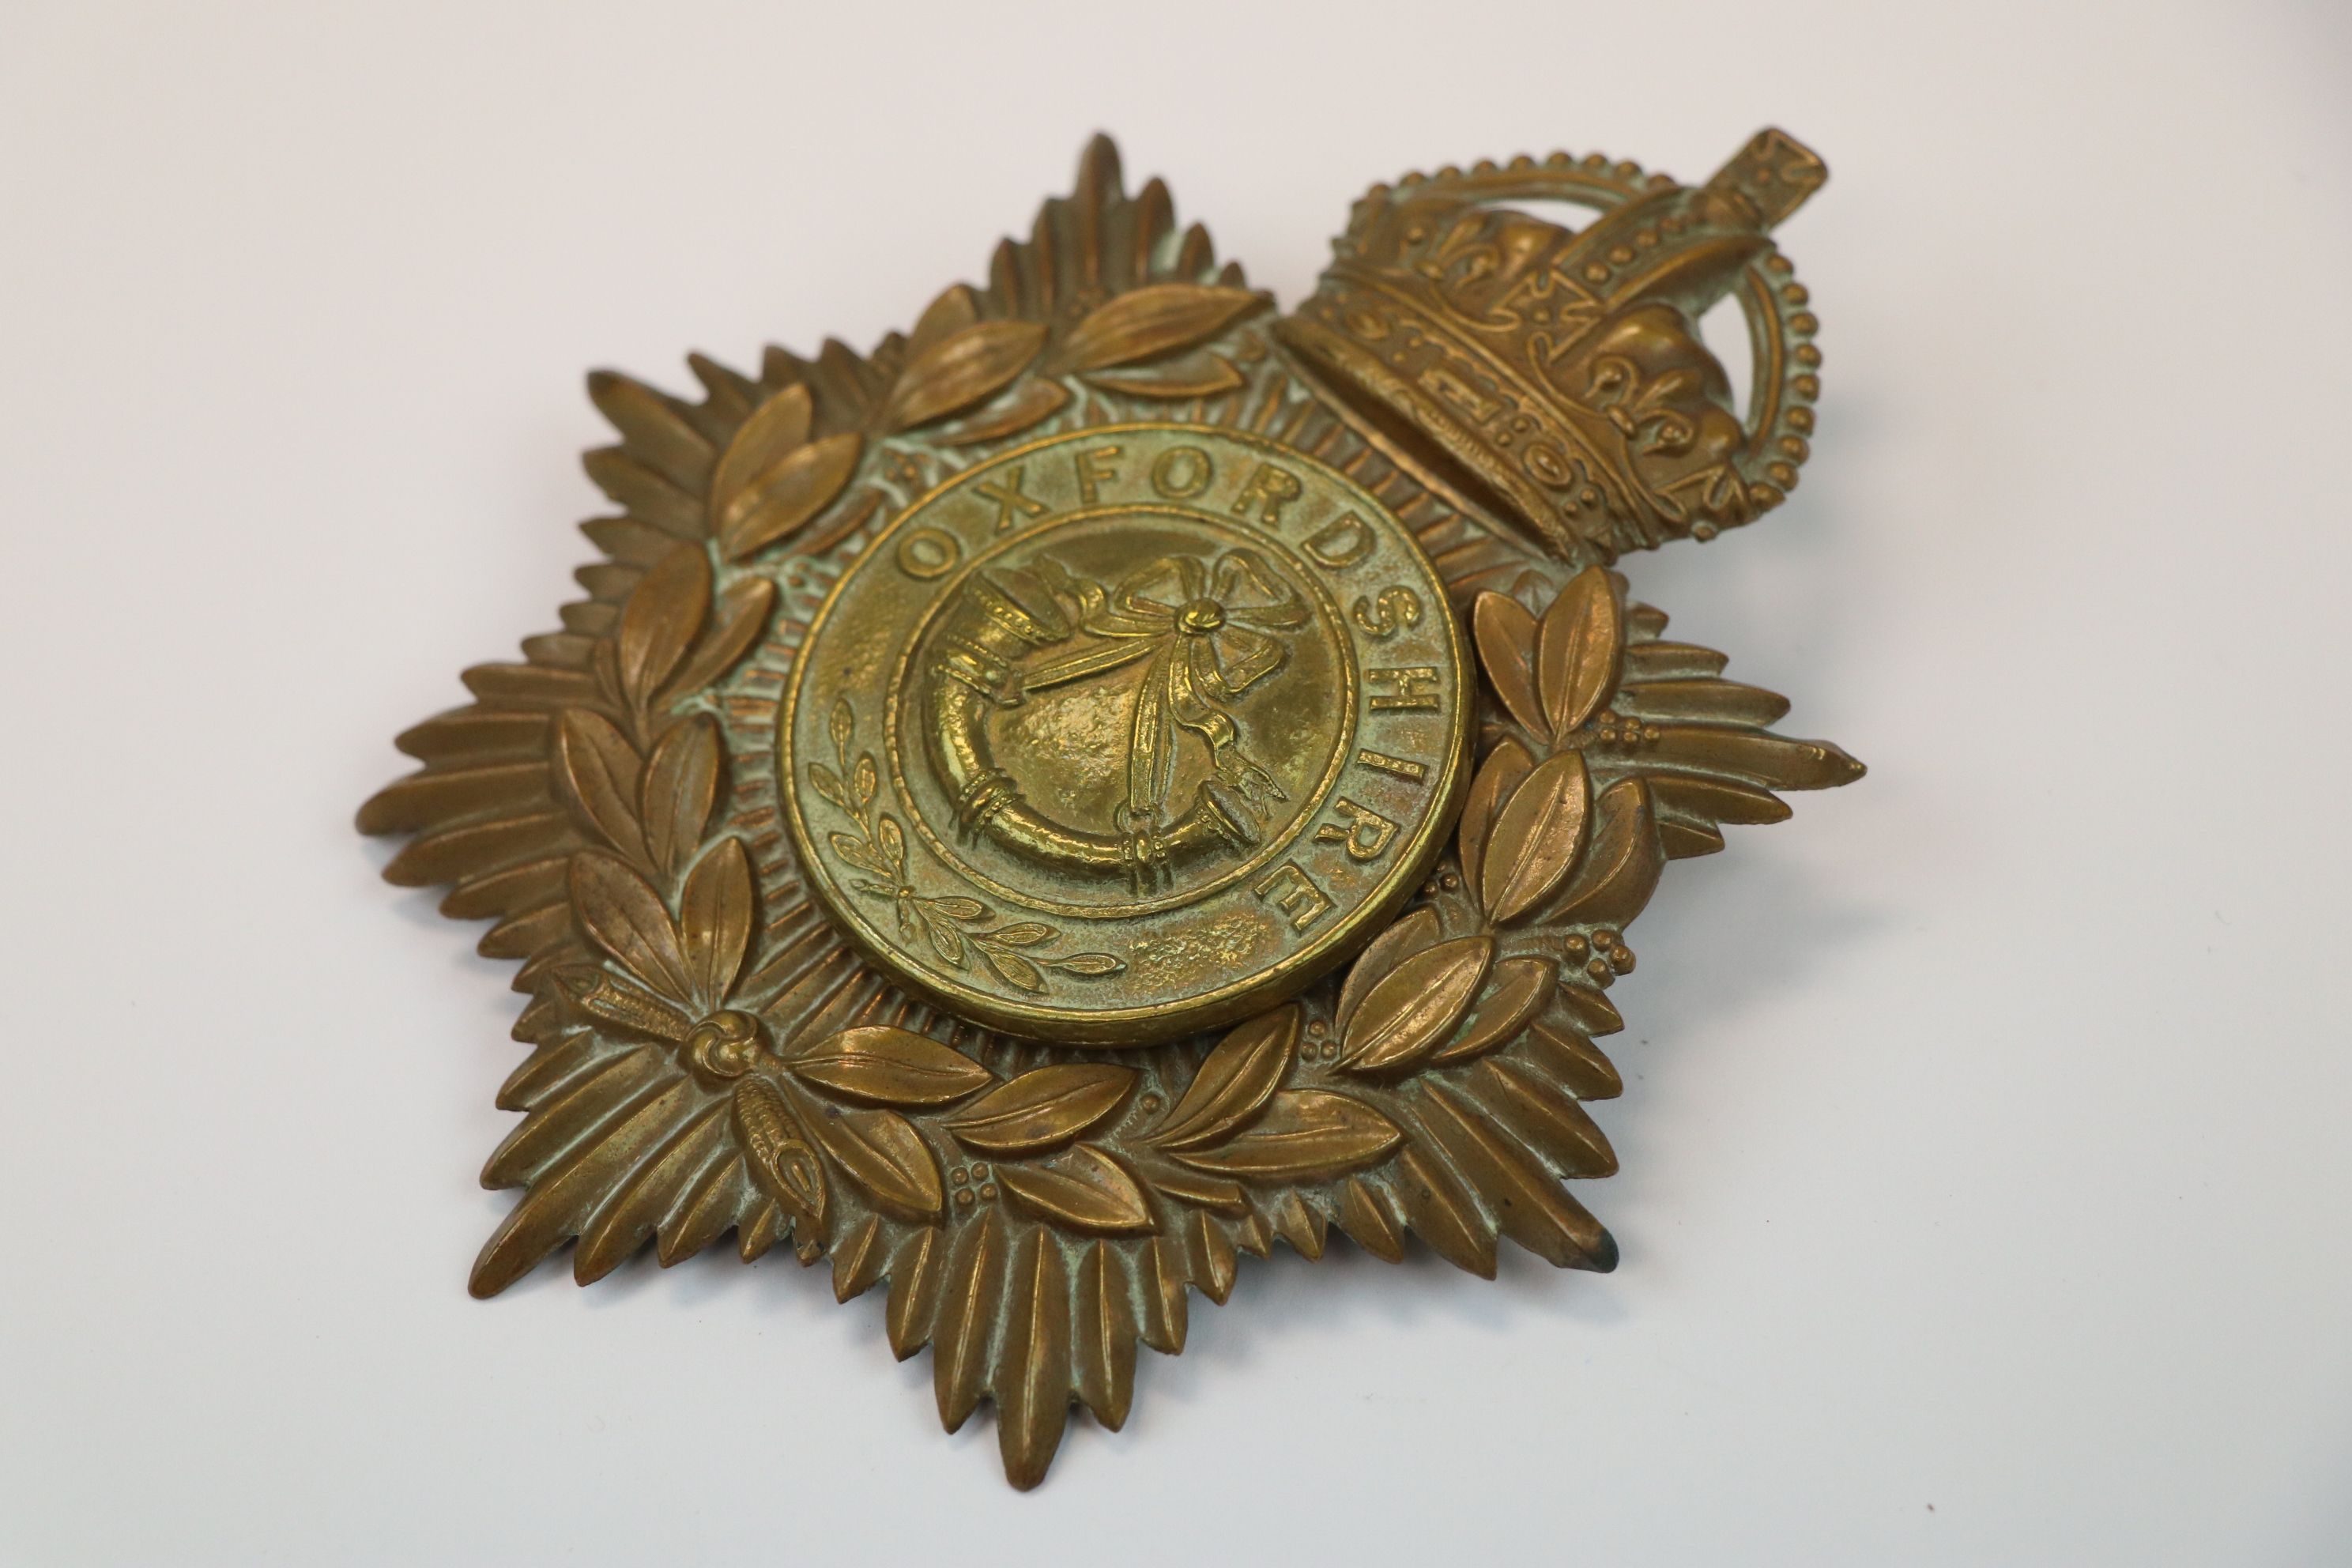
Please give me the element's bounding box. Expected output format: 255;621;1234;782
1280;129;1826;562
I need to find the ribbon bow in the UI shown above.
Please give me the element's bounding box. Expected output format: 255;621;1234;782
1023;549;1309;830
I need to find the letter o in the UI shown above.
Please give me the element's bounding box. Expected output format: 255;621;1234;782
1149;445;1214;500
895;527;962;579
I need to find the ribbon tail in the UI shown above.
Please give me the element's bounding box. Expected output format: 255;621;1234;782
1167;639;1238;752
1125;644;1177;822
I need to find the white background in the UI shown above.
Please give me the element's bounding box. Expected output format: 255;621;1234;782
3;2;2347;1562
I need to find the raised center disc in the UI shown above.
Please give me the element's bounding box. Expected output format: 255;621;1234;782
782;423;1471;1046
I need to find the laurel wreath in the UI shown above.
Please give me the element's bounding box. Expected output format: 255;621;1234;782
360;138;1860;1489
804;697;1124;992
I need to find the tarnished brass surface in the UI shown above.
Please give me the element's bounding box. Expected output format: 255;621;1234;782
361;130;1862;1489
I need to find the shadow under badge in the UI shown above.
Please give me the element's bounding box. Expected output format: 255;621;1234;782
360;129;1863;1489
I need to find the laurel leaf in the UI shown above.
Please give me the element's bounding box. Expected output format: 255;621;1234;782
1393;1145;1496;1277
662;576;776;703
1616;677;1791;728
1472;592;1546;737
1536;565;1623;736
1476;1057;1618;1177
1660;817;1727;858
1551;778;1665;929
709;384;811;526
884;1225;945;1359
572;1099;730;1283
685;351;760;417
524;627;597;666
481;1045;669;1189
586;370;714;494
573;567;643;610
1429;956;1558;1066
1151;1003;1298;1151
655;1152;752;1267
1332;906;1441;1038
462;662;601;709
1081;352;1245;398
790;1026;993;1107
1519;1016;1622;1102
718;432;862;562
1335;1177;1405;1262
679;836;755;1010
800;1099;944;1222
551;710;644;858
829;1213;888;1302
1167;1091;1401;1182
1642;727;1865;791
881;319;1047;432
496;1022;621;1120
1649;775;1792;827
357;758;557;835
443;857;569;923
1479;751;1592;923
739;1201;783;1261
997;1144;1155;1235
945;1064;1134;1156
1153;1169;1250;1212
1137;1234;1189;1351
1176;1207;1239;1303
1419;1080;1615;1269
478;902;572;961
383;810;574;888
639;715;722;883
907;283;981;359
1053;283;1267;372
568;851;692;1004
469;1073;698;1296
616;545;712;710
1456;736;1535;900
512;1001;597;1072
582;515;680;569
933;1206;1007;1430
732;1076;827;1229
1071;1241;1136;1430
829;831;888;876
994;1223;1074;1490
392;709;550;766
943;379;1072;447
924;913;966;965
1342;936;1494;1073
1553;974;1626;1035
1622;639;1729;681
582;448;702;538
978;944;1049;990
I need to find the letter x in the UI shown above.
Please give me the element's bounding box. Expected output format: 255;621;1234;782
976;466;1050;532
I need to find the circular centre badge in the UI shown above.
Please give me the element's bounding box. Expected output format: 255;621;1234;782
783;424;1469;1045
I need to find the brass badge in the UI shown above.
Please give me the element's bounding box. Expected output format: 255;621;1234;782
363;130;1862;1487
